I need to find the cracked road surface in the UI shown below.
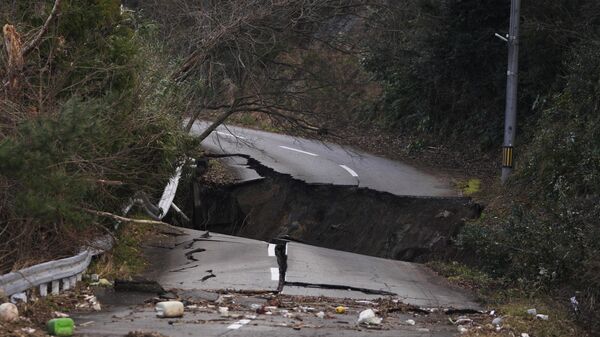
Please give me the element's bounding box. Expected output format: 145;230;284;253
75;226;481;337
191;121;456;197
283;243;479;308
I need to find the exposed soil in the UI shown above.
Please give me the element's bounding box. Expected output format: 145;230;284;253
193;156;481;262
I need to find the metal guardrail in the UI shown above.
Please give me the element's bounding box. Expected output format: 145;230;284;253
0;164;186;300
0;235;116;299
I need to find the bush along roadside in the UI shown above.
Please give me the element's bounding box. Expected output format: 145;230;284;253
450;39;600;336
0;1;196;274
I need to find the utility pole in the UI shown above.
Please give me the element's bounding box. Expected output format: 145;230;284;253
501;0;521;184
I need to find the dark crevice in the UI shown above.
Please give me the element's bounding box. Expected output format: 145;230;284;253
201;270;216;282
185;248;206;261
170;264;200;272
193;153;482;262
272;240;288;292
283;282;396;296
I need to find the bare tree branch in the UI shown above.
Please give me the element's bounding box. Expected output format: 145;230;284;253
22;0;62;57
81;208;171;226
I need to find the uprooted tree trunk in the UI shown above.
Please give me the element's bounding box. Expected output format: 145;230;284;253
2;24;24;96
2;0;61;99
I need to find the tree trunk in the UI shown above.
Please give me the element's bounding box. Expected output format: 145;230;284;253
2;24;24;96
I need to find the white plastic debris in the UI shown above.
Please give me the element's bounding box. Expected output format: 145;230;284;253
526;308;537;316
457;325;468;334
354;300;376;305
53;311;69;318
451;316;473;325
155;301;184;318
20;327;35;334
316;311;325;319
299;306;315;312
90;274;100;282
92;302;101;311
10;292;27;303
521;333;530;337
535;314;549;321
83;295;101;311
570;296;579;313
250;303;261;310
489;310;495;316
97;279;112;287
218;306;229;317
357;309;382;325
405;319;416;325
492;317;503;326
0;303;19;322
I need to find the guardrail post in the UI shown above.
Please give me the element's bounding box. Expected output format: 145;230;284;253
62;278;70;291
69;276;77;288
51;280;59;295
39;283;48;297
76;273;83;282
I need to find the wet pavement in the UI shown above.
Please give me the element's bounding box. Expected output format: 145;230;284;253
73;226;483;336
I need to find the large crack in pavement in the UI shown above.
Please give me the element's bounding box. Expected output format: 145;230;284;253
194;153;482;262
271;239;398;297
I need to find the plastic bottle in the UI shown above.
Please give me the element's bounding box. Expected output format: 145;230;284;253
155;301;184;318
47;318;74;336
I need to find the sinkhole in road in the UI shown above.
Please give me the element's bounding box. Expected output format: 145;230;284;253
190;155;481;262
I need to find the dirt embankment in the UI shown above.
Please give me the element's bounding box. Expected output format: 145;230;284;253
192;157;481;262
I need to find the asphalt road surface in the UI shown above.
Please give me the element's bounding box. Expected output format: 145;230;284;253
75;227;480;337
74;123;477;336
191;121;456;197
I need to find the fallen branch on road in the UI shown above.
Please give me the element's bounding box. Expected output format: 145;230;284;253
81;208;171;226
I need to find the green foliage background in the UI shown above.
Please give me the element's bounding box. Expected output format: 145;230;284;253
364;0;600;331
0;0;193;271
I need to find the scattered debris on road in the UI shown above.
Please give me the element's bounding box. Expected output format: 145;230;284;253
126;331;169;337
357;309;382;325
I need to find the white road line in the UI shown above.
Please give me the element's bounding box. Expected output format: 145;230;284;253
279;146;319;157
227;319;252;330
339;164;359;178
270;267;279;281
216;131;247;140
267;244;276;257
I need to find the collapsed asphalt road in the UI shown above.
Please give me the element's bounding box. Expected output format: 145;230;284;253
191;121;456;197
143;227;479;309
192;160;480;262
69;122;484;336
190;122;480;262
74;225;482;337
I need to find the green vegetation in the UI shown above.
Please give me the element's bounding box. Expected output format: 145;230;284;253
362;1;600;333
0;1;193;273
90;221;158;279
430;261;584;337
1;0;597;334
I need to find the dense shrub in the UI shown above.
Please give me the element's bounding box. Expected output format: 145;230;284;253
458;41;600;333
363;0;600;149
0;1;193;272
